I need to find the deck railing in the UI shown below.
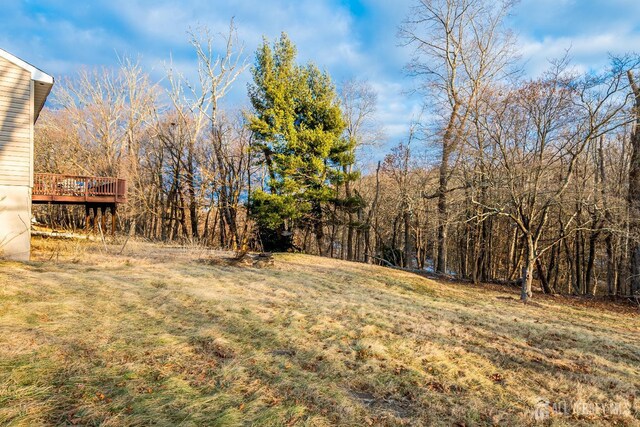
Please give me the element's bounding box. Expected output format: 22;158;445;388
33;173;126;204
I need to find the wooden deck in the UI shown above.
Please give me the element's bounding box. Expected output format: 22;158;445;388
32;174;126;205
32;174;126;234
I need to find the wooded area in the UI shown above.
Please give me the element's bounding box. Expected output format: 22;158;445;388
33;2;640;301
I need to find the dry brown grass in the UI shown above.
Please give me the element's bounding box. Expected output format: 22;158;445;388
0;237;638;426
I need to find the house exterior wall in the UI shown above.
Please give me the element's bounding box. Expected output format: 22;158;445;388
0;56;34;260
0;185;31;260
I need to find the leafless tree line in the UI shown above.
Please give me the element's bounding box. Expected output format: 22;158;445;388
33;9;640;300
35;23;253;249
390;0;640;300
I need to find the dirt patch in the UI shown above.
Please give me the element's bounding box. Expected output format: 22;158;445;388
350;390;414;421
199;252;275;269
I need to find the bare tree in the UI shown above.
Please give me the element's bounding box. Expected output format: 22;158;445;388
400;0;516;274
381;123;421;267
191;20;248;247
339;79;382;260
164;19;247;244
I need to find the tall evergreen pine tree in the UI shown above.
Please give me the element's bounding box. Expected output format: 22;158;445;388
248;33;350;252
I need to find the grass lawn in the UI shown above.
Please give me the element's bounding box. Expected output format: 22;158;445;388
0;237;638;426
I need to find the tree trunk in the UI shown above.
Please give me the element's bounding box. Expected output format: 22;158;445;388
627;70;640;295
187;145;199;240
585;228;600;296
605;234;617;296
506;226;517;280
536;258;552;294
313;201;325;256
436;102;461;274
403;206;412;268
481;216;491;282
344;165;355;261
436;173;448;273
546;244;558;293
574;222;583;294
364;162;381;264
521;236;535;302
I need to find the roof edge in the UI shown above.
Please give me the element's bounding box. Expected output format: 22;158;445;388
0;47;54;84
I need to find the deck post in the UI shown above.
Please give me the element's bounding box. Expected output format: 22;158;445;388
93;208;98;234
111;205;117;236
100;207;106;235
85;206;91;234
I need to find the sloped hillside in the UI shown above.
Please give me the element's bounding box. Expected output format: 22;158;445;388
0;238;638;426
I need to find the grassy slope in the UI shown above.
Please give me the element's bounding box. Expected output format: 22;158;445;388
0;239;639;426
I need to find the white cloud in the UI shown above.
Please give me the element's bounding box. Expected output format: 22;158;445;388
518;30;640;77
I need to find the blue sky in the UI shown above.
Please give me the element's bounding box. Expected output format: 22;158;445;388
2;0;640;148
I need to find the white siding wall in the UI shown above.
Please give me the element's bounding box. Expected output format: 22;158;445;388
0;56;33;260
0;56;32;187
0;185;31;260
